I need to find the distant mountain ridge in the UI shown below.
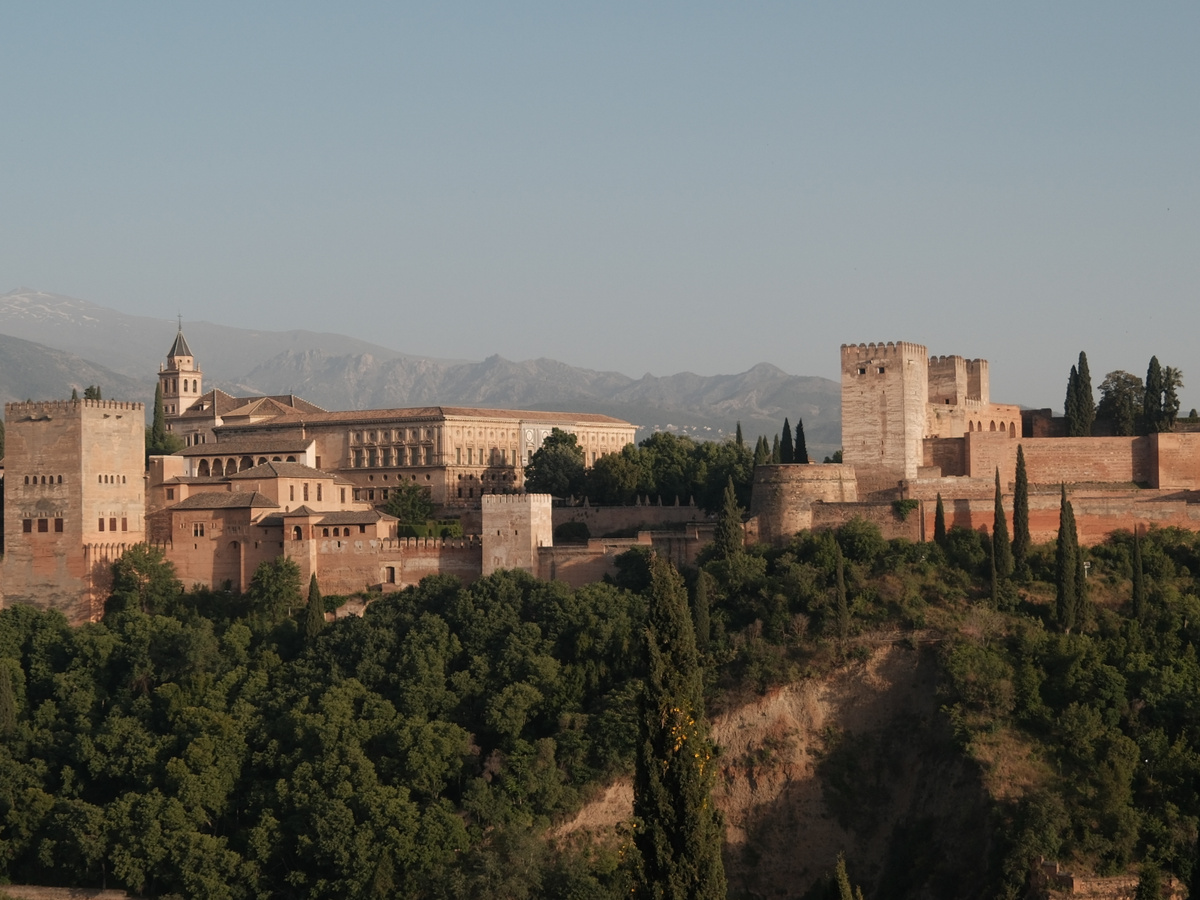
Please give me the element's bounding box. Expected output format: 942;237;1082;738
0;288;842;456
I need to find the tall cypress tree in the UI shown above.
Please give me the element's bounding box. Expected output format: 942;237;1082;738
834;539;851;649
0;664;16;738
711;476;744;560
993;468;1014;578
1074;538;1089;630
1132;526;1147;623
692;571;711;656
305;573;325;640
780;417;794;464
770;434;781;463
1012;445;1031;577
735;422;743;448
1076;352;1096;436
1055;485;1079;632
633;557;726;900
989;528;1000;608
1144;356;1164;433
150;382;167;451
933;493;947;547
795;419;809;464
753;435;770;467
1064;365;1080;435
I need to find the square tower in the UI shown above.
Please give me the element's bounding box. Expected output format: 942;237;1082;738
481;493;553;576
2;399;146;624
841;342;928;480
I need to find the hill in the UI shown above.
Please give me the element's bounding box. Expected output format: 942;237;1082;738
0;288;842;454
0;333;147;408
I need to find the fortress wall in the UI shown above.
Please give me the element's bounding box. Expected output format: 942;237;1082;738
924;438;967;477
1020;437;1152;485
918;489;1200;546
539;535;651;586
313;537;482;594
1151;432;1200;489
927;355;968;405
552;504;706;536
749;464;858;544
810;502;921;542
482;493;554;575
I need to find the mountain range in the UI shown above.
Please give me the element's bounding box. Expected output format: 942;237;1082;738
0;288;842;457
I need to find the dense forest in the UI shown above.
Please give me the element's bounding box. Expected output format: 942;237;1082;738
3;501;1200;897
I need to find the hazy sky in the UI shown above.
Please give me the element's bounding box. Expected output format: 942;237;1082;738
2;3;1197;411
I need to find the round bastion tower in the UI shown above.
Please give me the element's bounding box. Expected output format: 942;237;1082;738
159;324;203;437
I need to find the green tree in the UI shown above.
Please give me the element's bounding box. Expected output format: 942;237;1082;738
1012;445;1031;578
993;469;1014;578
0;661;16;737
835;852;865;900
711;477;744;561
692;571;711;656
1064;364;1080;435
1055;485;1079;633
780;417;794;464
1131;526;1146;622
632;557;726;900
1163;366;1184;430
71;387;79;401
525;428;586;498
1135;861;1161;900
107;544;184;616
246;556;303;627
1098;370;1144;436
1144;356;1165;433
934;493;947;547
834;540;851;649
305;573;325;640
145;382;184;457
770;434;781;464
735;422;743;448
1076;351;1096;436
383;482;435;523
587;445;642;505
83;385;101;400
753;436;770;468
795;418;809;464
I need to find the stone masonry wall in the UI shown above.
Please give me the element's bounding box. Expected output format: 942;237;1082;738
842;342;928;479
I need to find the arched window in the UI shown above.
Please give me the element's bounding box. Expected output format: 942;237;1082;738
968;421;974;432
1009;422;1016;437
226;458;236;475
292;526;302;541
212;459;224;477
989;421;996;432
258;457;267;466
241;457;254;471
286;455;297;462
57;475;63;483
198;460;210;477
24;476;29;484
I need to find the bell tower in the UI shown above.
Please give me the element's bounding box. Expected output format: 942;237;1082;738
159;320;203;433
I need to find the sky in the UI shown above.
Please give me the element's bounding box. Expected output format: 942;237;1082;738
2;3;1197;411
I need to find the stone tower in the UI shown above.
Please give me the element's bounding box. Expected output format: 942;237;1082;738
2;399;146;624
159;324;202;434
841;341;929;482
481;493;554;576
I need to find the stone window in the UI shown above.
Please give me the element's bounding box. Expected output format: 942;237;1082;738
317;484;323;501
99;518;105;532
110;517;117;532
353;449;363;467
340;488;346;503
423;447;432;465
359;525;366;533
410;447;420;466
54;519;63;533
323;527;329;536
193;523;204;537
37;518;48;533
57;476;63;484
292;526;302;540
456;447;462;464
22;519;32;533
167;488;175;500
858;367;866;375
289;485;295;502
385;567;395;583
121;518;128;532
303;483;309;501
467;448;473;465
368;449;378;467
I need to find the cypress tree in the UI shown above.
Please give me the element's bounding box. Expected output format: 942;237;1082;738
150;382;167;451
1132;526;1147;623
1076;352;1096;436
1144;356;1164;433
989;528;999;608
71;387;79;401
1064;365;1080;435
305;573;325;640
993;468;1014;578
1163;366;1183;430
780;417;794;464
795;419;809;464
1074;540;1089;630
1055;485;1078;632
711;476;744;560
933;493;947;547
633;557;726;900
1135;861;1161;900
770;434;781;463
735;421;743;448
693;571;711;656
753;435;770;467
0;664;16;738
1012;445;1031;577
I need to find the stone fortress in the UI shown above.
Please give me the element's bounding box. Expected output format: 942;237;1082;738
751;340;1200;546
4;333;1200;626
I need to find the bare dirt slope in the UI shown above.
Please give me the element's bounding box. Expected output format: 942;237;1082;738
557;642;998;899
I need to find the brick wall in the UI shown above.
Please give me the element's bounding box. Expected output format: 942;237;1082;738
552;503;707;537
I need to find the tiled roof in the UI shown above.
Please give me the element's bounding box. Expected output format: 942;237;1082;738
169;491;280;510
227;461;332;480
316;510;397;525
167;329;193;359
178;437;312;457
177;390;325;419
219;406;632;427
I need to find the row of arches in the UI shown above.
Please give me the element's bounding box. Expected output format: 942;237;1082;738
165;378;199;394
196;455;297;477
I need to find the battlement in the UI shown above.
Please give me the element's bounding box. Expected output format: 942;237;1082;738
6;399;145;419
481;493;553;506
841;341;928;361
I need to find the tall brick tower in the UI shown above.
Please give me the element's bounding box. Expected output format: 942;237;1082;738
841;342;929;484
1;399;146;624
159;323;202;436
